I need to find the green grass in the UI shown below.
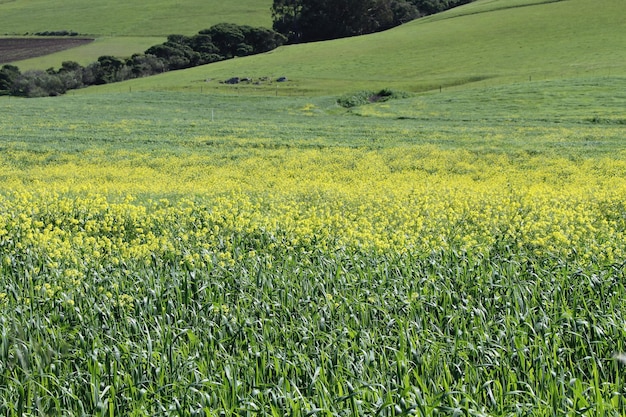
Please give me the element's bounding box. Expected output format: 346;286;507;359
70;0;626;97
421;0;567;22
2;75;624;158
0;0;273;36
352;77;626;125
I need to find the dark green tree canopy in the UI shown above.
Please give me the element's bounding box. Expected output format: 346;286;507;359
272;0;473;43
0;64;20;94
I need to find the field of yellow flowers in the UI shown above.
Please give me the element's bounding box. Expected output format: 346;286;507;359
1;83;626;415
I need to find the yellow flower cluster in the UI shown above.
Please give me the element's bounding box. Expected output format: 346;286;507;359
0;145;625;301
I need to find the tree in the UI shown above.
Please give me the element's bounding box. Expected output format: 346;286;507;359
389;0;422;27
271;0;477;43
58;61;83;73
189;34;219;54
0;64;21;94
144;43;199;70
241;26;287;54
126;54;166;78
12;70;66;97
200;23;245;58
55;62;85;90
166;34;192;45
95;55;125;84
272;0;304;42
272;0;419;43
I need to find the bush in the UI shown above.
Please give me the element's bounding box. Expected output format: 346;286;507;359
34;30;79;36
337;88;411;108
337;90;376;108
0;64;21;94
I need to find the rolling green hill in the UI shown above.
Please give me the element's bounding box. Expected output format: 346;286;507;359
72;0;626;96
0;0;273;36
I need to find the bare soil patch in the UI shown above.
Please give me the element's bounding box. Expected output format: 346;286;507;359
0;38;94;64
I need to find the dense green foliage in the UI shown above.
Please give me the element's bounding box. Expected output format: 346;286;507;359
143;24;285;70
0;65;20;95
337;88;412;107
271;0;472;42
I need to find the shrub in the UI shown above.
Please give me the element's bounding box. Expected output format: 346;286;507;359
337;88;412;108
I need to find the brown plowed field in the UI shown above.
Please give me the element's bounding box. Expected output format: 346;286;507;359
0;38;94;64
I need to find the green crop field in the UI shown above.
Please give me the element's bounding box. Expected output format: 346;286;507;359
2;77;626;416
1;0;626;415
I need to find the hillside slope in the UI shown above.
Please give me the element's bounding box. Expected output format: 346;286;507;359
78;0;625;96
0;0;272;36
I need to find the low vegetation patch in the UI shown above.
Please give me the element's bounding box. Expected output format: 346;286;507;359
337;88;412;108
33;30;80;37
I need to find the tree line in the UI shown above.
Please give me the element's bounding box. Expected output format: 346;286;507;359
0;23;286;97
272;0;474;43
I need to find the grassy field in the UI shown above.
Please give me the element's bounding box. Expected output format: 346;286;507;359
0;0;272;36
1;75;626;415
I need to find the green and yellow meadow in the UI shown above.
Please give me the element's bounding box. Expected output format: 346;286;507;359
1;83;626;415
